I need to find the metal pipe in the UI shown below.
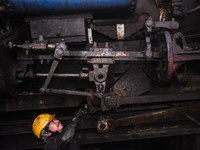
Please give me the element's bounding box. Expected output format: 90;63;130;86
46;88;103;98
97;104;200;133
186;115;200;126
35;73;88;79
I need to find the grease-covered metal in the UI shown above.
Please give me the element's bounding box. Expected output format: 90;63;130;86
101;92;200;111
113;66;150;97
97;104;200;132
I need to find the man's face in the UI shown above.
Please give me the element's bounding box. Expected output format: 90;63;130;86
49;118;64;133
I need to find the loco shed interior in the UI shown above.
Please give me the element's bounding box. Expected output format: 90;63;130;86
1;0;200;149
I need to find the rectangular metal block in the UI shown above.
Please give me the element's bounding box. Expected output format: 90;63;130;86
30;18;86;42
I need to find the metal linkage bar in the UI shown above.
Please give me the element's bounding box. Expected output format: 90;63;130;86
35;72;88;79
101;92;200;111
186;115;200;126
40;59;59;90
97;104;200;133
63;50;163;59
45;88;103;98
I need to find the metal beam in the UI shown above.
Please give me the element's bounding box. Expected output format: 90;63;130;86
102;92;200;111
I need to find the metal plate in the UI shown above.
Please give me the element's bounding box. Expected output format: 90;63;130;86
30;18;86;43
113;66;150;96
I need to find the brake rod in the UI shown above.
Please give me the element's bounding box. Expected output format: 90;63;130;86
101;92;200;111
97;104;200;133
45;88;103;98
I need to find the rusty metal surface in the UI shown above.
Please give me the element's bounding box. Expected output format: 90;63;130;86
157;31;200;81
101;92;200;111
0;95;80;112
29;18;86;43
113;66;150;97
63;50;163;59
114;104;200;127
176;74;200;82
90;22;144;39
97;104;200;132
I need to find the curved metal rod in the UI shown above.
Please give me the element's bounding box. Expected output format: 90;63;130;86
188;5;200;13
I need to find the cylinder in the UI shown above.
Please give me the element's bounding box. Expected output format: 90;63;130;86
4;0;136;19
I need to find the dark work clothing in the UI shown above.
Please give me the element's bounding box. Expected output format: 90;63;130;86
44;117;81;150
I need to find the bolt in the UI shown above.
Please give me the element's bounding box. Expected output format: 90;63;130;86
39;87;46;93
146;19;154;27
172;21;179;29
55;49;63;58
123;42;127;46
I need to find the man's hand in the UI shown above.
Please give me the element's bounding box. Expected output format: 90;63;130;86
74;105;87;118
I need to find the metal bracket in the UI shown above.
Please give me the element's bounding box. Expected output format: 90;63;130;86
87;43;115;93
89;64;109;93
145;17;179;32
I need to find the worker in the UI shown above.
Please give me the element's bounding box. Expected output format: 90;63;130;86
32;106;87;150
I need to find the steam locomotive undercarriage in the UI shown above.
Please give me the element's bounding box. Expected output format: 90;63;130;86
1;0;200;149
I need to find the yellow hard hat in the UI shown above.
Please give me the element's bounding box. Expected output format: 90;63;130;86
32;113;56;138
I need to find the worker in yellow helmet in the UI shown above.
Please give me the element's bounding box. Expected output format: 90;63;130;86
32;106;87;150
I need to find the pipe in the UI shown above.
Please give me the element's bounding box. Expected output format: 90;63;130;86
35;73;88;79
97;104;200;133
